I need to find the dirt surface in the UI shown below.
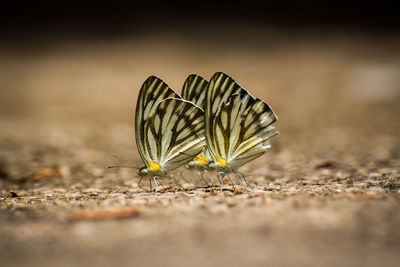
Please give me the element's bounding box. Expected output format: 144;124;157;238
1;28;400;267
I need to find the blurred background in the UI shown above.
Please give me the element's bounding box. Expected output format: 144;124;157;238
1;1;400;267
1;1;399;167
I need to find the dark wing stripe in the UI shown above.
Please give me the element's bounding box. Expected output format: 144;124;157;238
145;123;159;162
239;100;277;143
181;74;208;109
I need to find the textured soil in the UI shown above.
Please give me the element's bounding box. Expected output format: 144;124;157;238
1;28;400;267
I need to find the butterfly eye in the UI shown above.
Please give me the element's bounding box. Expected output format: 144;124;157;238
139;168;148;176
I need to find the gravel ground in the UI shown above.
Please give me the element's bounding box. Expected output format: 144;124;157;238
1;29;400;267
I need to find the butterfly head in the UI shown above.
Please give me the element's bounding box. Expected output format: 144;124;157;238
138;167;149;176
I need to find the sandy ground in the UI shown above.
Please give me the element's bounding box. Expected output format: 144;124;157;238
1;28;400;266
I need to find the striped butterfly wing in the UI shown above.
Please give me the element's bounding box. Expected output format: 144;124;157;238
144;97;205;171
135;76;180;167
181;74;210;168
213;90;278;170
181;74;208;109
205;72;248;164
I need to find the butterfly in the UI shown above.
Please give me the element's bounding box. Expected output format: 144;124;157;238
205;72;278;184
135;76;205;189
180;74;211;171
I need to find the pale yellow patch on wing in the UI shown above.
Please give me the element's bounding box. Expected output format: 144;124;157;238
196;155;207;165
216;156;227;167
148;160;160;171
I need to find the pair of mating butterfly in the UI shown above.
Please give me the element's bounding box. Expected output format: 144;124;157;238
132;72;278;188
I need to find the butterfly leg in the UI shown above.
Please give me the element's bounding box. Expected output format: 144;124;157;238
210;174;218;188
226;174;236;191
206;173;218;188
173;173;186;191
234;171;252;189
149;177;153;192
157;177;166;192
179;171;193;189
199;171;211;187
138;176;151;192
217;172;225;185
152;176;160;192
217;172;227;191
152;176;165;193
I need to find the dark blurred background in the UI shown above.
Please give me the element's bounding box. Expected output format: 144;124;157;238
1;0;400;157
2;1;400;40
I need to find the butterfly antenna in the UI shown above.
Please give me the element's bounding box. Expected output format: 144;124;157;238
234;171;252;189
106;165;140;169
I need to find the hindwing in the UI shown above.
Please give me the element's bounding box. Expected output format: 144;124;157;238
144;98;205;171
213;91;277;169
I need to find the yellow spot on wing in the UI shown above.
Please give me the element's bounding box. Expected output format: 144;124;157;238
216;156;227;167
148;161;160;171
196;155;207;165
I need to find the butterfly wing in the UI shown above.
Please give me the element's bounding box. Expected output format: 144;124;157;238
213;91;278;170
144;97;205;171
181;74;210;168
181;74;208;109
135;76;180;167
205;72;249;164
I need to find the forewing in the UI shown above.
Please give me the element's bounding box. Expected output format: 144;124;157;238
181;74;208;109
204;72;252;161
213;91;278;170
205;72;249;162
144;98;205;171
135;76;180;166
